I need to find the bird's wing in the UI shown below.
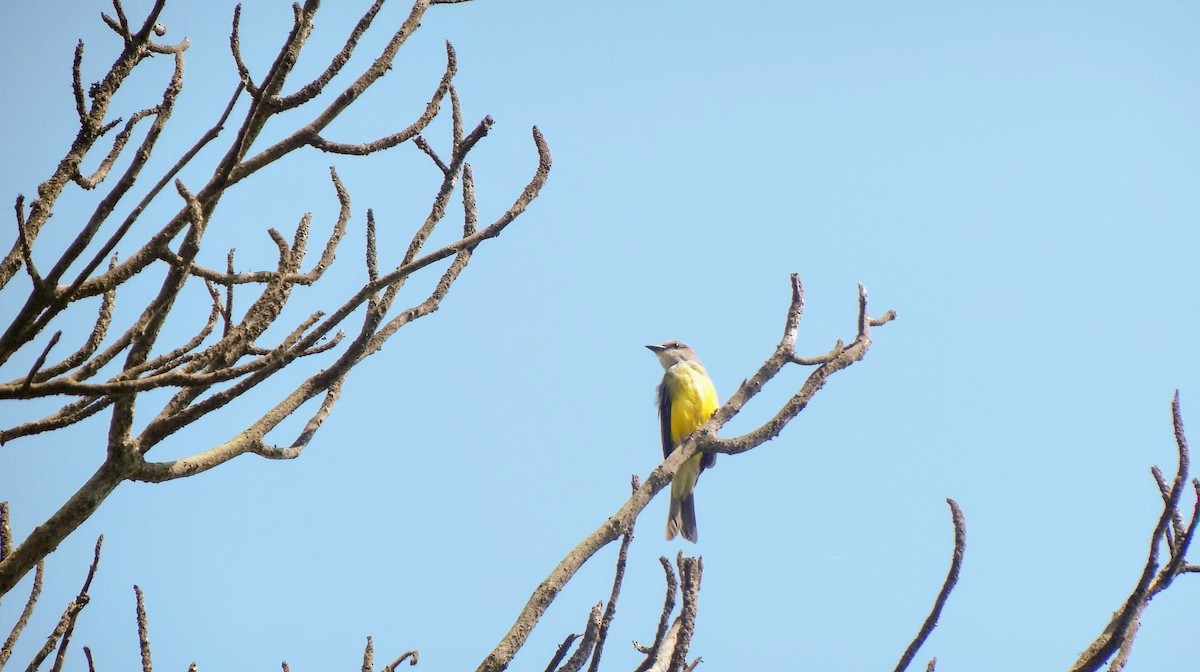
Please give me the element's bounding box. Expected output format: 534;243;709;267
657;380;674;459
698;369;718;471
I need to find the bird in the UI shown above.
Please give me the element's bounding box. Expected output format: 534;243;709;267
646;340;719;542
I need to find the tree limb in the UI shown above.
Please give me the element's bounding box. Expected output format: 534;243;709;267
1070;391;1195;671
476;274;895;672
892;499;966;672
0;0;551;601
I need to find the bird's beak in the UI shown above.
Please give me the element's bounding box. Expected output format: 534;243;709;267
645;344;663;353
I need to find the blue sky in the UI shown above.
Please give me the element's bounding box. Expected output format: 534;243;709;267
2;1;1198;670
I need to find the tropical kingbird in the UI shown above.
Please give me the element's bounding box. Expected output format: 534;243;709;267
647;340;719;542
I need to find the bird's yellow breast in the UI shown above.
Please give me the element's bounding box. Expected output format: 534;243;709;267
664;361;719;447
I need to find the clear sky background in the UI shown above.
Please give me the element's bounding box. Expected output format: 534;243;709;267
2;1;1198;670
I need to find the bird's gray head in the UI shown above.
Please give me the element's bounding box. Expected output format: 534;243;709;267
646;340;699;369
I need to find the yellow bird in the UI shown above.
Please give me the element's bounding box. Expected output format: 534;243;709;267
647;340;719;542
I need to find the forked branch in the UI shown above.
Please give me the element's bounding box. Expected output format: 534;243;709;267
477;274;895;672
0;0;548;600
1070;391;1197;672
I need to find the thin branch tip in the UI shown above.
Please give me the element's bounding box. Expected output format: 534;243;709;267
892;499;965;672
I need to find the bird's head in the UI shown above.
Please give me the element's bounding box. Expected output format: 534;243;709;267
646;340;699;369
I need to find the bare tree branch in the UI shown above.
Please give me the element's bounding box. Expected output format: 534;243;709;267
543;635;577;672
0;0;170;292
0;561;42;669
585;476;639;672
381;650;419;671
362;636;374;672
228;1;447;182
12;196;41;291
33;257;118;382
278;0;387;110
0;43;188;361
477;274;894;672
555;604;602;672
893;500;966;672
21;537;101;672
19;331;61;393
228;6;262;98
1;0;550;601
1071;391;1196;672
667;555;703;672
49;537;104;672
0;503;11;559
135;585;152;672
633;556;678;670
632;554;702;672
1;397;113;446
414;136;450;175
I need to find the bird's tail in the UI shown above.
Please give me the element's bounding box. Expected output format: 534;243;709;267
666;493;698;543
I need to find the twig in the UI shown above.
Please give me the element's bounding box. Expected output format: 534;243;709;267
25;563;95;672
705;278;896;456
543;635;578;672
34;257;118;381
74;82;244;302
1070;391;1195;671
461;164;478;239
413;136;449;175
362;636;374;672
14;195;42;288
0;561;43;668
20;331;62;392
365;210;379;285
73;108;159;189
1;396;113;445
49;536;104;672
228;6;261;98
381;650;419;671
135;585;152;672
72;41;88;125
1151;466;1183;552
893;500;966;672
587;476;639;672
668;555;702;672
0;502;11;559
449;85;463;150
276;0;388;111
633;557;678;672
556;604;603;672
231;12;454;180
